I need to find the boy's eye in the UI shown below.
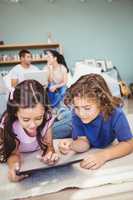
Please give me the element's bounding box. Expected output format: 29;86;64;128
74;107;91;111
84;107;91;111
35;117;43;121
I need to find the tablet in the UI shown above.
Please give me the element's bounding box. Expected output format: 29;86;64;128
16;150;88;176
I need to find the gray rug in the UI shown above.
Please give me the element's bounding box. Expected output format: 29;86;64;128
0;114;133;200
1;148;133;200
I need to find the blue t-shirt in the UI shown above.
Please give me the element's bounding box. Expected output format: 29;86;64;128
72;107;132;148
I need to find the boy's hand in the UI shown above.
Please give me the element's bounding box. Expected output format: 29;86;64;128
71;138;90;153
8;162;28;182
41;151;59;165
80;151;107;170
58;139;73;154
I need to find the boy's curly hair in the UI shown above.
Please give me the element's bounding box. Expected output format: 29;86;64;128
64;74;123;120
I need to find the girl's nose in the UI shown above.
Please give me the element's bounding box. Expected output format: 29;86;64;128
29;121;36;128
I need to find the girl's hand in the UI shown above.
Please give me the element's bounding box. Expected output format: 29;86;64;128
8;162;28;182
49;85;57;92
80;151;107;170
58;139;73;154
41;151;59;165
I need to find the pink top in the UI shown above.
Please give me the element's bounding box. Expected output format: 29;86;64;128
12;117;55;153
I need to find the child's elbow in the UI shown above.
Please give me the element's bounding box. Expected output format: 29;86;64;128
120;138;133;155
126;138;133;152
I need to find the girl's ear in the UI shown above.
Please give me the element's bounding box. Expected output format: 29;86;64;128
15;111;18;118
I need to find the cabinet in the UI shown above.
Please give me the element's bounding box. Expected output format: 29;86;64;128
0;43;60;67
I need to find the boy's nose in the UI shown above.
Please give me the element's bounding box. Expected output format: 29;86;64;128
79;109;87;115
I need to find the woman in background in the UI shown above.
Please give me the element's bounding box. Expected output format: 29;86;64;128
44;50;69;108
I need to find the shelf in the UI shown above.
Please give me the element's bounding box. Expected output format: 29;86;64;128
0;42;61;67
0;43;60;50
0;58;47;65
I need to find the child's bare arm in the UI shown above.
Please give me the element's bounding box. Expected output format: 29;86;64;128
7;147;28;182
42;127;55;152
71;137;90;153
7;151;21;170
101;138;133;161
59;137;90;154
81;138;133;170
41;128;59;165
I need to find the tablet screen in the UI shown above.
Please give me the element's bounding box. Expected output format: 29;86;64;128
16;150;88;175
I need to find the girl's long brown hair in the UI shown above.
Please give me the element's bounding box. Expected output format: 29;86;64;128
64;74;123;119
0;80;52;163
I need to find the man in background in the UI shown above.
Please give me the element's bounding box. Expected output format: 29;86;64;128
10;49;39;88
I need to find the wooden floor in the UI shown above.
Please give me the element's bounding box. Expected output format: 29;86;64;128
20;98;133;200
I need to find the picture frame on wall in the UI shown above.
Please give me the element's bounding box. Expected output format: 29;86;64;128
96;60;106;71
105;60;113;70
84;59;96;67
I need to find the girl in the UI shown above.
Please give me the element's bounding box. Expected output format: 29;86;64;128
59;74;133;169
0;80;59;182
44;50;69;108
